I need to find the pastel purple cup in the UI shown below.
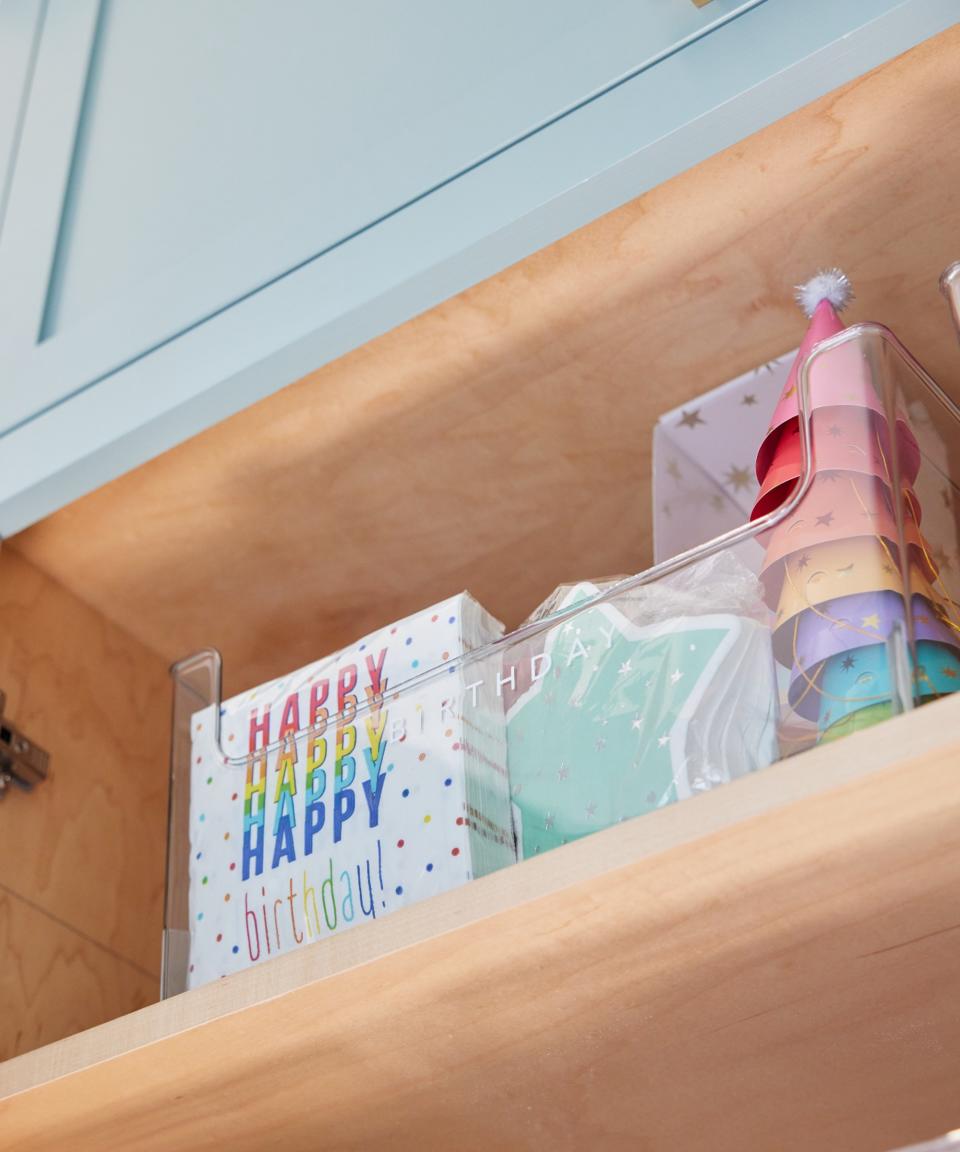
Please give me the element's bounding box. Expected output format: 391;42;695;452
787;591;959;718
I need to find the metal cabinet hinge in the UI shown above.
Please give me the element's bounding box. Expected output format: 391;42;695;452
0;691;50;798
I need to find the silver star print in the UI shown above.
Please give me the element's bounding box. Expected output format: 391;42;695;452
544;813;554;831
670;669;683;684
678;409;705;429
658;734;670;748
585;802;597;819
618;660;633;676
632;716;644;730
595;736;607;751
557;763;569;781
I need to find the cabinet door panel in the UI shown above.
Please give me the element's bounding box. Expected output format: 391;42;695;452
0;0;758;432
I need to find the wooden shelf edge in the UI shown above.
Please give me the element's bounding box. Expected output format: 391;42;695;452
3;693;959;1105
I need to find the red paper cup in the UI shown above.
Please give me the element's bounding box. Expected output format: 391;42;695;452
751;407;922;521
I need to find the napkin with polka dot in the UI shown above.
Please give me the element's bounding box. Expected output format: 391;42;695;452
187;593;514;988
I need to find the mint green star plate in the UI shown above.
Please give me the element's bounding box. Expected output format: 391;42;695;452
506;587;778;858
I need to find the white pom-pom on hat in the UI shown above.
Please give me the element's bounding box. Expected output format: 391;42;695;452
794;268;854;318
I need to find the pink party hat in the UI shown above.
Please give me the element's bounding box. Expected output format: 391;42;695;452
755;270;852;484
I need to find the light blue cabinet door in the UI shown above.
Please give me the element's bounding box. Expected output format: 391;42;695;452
0;0;44;224
0;0;760;431
0;0;955;536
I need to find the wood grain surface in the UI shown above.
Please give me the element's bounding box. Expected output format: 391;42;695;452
0;888;156;1064
0;548;169;1053
2;694;960;1152
11;29;960;696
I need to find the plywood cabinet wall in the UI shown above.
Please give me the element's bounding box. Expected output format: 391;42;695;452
0;549;170;1058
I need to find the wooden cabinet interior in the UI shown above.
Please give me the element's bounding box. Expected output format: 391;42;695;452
0;549;168;1059
0;22;958;1094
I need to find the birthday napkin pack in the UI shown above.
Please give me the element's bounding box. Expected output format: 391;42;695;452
505;556;779;858
187;593;515;987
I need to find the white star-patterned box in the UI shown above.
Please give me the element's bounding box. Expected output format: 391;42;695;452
653;351;795;564
186;593;516;988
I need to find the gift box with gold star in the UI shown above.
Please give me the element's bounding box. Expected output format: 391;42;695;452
652;351;794;564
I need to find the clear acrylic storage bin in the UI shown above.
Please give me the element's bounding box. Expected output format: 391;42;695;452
942;261;960;341
165;318;960;995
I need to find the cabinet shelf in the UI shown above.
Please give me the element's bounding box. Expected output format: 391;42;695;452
3;696;959;1152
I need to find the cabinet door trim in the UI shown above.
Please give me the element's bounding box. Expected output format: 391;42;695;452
0;0;46;240
0;0;100;366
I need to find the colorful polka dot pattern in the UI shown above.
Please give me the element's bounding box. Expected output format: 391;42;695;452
185;594;515;989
